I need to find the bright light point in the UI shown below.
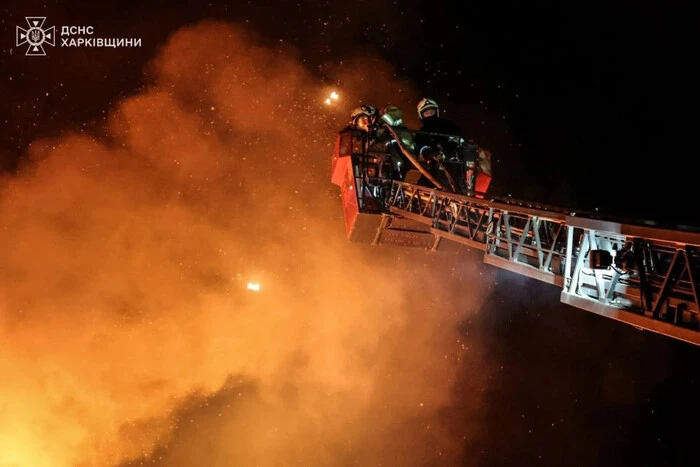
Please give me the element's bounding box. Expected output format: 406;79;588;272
324;91;339;105
247;282;261;291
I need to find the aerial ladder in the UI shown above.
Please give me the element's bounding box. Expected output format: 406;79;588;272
331;124;700;347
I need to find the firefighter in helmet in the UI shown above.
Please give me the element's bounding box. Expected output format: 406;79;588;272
374;104;416;180
414;97;463;151
346;104;378;132
413;98;470;193
334;104;377;177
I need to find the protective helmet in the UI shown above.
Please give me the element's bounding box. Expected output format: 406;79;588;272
380;104;404;126
350;104;377;126
417;97;439;119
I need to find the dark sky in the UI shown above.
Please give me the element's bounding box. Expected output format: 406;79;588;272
2;0;696;224
2;1;699;465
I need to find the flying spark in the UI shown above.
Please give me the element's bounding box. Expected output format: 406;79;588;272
247;282;261;292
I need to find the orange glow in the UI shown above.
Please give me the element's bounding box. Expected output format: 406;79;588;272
0;22;488;467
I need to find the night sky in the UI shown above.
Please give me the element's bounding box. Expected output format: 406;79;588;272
2;1;697;225
2;1;699;466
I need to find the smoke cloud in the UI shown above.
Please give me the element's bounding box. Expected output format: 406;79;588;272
0;21;492;466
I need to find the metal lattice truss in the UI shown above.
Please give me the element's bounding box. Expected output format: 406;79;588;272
383;182;700;346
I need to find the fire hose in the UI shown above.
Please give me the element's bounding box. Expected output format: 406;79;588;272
381;124;448;191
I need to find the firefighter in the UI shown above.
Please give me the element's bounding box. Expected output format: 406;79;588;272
334;104;376;181
414;97;464;161
345;104;378;132
378;104;415;152
414;97;476;194
373;104;416;180
415;98;462;136
347;104;394;179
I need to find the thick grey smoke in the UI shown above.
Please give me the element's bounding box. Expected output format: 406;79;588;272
0;21;492;466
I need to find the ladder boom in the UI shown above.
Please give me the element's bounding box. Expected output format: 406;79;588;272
382;181;700;346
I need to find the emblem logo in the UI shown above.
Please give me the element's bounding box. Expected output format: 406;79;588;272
16;17;55;56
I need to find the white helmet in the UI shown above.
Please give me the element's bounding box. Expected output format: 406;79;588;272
417;97;439;120
350;104;377;125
